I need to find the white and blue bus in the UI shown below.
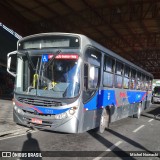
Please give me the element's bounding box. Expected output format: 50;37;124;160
7;33;153;133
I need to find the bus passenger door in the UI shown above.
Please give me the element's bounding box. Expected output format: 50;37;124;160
82;48;101;131
83;64;101;130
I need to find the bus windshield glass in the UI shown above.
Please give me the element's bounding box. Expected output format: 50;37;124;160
15;53;81;98
18;35;80;50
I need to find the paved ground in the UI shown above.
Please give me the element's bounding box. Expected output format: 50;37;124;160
0;100;34;137
0;100;160;160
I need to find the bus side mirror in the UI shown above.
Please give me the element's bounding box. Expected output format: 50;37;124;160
7;51;17;77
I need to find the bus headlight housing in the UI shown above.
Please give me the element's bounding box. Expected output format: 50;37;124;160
69;107;77;115
54;106;78;119
14;106;24;115
17;108;23;114
14;105;18;111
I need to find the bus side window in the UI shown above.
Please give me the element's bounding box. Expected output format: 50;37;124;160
141;74;145;90
115;61;123;88
123;65;130;89
145;76;148;90
103;55;114;87
149;78;152;91
83;47;101;103
136;71;141;90
130;69;136;90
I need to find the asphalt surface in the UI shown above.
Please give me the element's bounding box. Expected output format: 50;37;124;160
0;99;160;160
0;100;32;136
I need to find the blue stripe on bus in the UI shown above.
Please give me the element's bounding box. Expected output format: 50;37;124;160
84;90;116;110
31;106;70;115
84;90;148;111
127;91;146;103
99;90;116;107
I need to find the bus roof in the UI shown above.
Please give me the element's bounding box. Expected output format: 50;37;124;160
18;32;153;78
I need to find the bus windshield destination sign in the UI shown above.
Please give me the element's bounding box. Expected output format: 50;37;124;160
18;35;80;50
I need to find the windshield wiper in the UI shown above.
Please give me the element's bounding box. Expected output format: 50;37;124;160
43;50;61;70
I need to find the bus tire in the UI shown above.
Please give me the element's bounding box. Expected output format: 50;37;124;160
134;103;142;119
98;108;110;134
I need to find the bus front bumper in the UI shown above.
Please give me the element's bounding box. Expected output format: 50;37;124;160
13;107;79;133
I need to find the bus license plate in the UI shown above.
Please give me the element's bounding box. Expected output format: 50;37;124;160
31;118;42;124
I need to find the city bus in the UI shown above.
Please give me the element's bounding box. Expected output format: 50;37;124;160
7;33;153;133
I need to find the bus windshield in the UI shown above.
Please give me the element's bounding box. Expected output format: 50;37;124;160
16;53;81;98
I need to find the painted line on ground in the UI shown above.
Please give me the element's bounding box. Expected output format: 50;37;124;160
92;141;122;160
148;119;154;122
0;130;38;141
133;125;145;133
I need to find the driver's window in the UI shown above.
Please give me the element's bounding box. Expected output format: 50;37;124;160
83;47;101;103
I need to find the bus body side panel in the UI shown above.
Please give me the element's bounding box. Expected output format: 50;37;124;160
82;109;102;132
13;109;79;133
82;88;150;132
99;88;149;122
82;91;102;132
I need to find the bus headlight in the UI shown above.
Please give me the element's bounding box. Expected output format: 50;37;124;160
17;108;22;114
14;105;18;111
17;108;24;115
14;106;24;115
69;107;77;115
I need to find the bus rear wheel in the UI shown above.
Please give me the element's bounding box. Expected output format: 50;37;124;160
98;108;109;133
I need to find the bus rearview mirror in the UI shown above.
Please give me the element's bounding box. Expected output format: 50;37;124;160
7;51;17;77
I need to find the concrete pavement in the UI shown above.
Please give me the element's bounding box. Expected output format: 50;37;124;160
0;99;32;137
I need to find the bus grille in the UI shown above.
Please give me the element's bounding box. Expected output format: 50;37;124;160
18;97;62;107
